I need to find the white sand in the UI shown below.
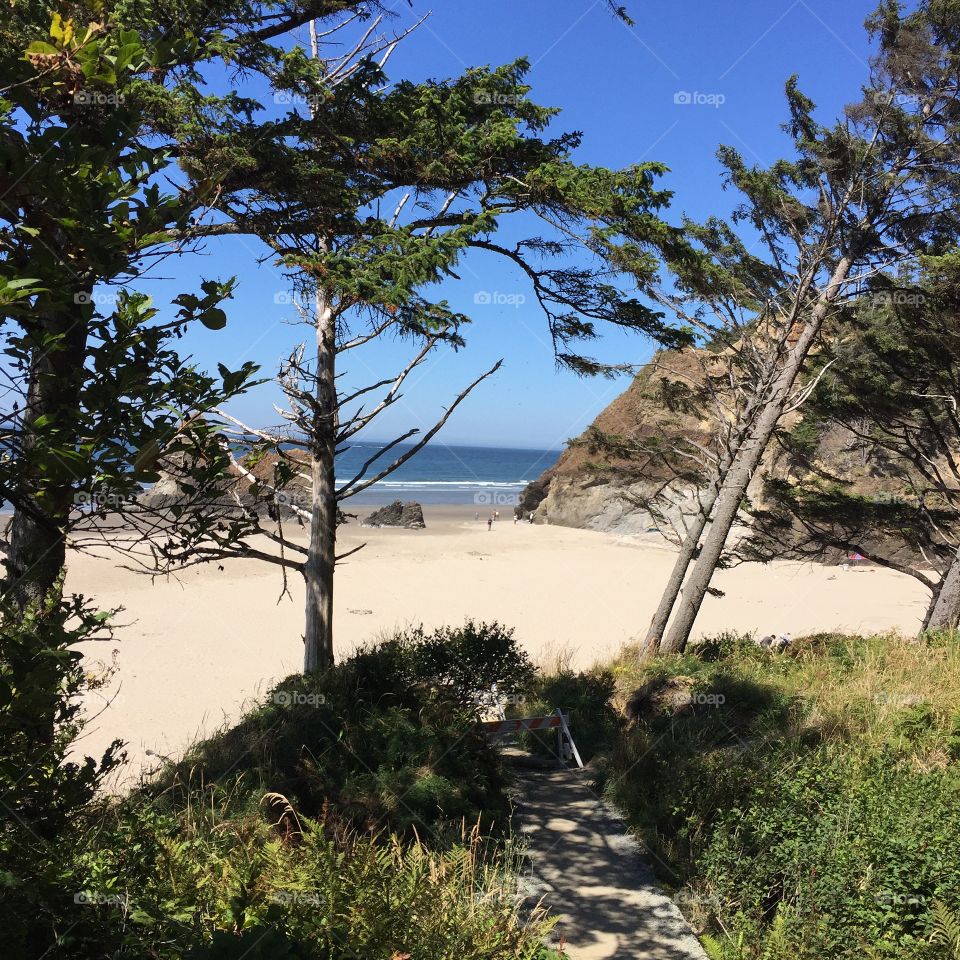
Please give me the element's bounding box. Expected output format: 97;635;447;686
68;505;928;777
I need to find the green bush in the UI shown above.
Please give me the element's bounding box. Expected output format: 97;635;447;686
691;750;960;959
352;619;536;710
1;620;550;959
520;669;621;763
0;589;123;837
0;590;124;955
144;620;529;840
602;633;960;959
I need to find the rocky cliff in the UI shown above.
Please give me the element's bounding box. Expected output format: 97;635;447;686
523;349;922;560
523;351;718;537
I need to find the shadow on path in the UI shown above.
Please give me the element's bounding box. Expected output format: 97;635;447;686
511;755;708;960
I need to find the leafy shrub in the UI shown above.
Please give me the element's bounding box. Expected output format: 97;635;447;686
350;619;536;710
520;669;620;763
2;621;551;959
0;590;124;954
694;750;960;958
602;633;960;959
0;589;123;836
144;620;528;840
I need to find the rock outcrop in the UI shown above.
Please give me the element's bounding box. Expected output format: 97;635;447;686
138;448;312;522
525;351;716;536
362;501;426;529
523;347;923;562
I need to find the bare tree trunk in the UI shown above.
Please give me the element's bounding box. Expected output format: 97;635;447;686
925;544;960;632
303;283;337;673
661;255;855;654
6;303;88;611
643;344;788;649
644;414;759;649
300;23;337;674
643;490;715;649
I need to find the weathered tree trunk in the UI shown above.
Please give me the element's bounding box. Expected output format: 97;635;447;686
643;339;792;650
643;491;715;650
925;544;960;632
644;409;763;650
6;302;88;611
660;255;855;654
303;282;337;673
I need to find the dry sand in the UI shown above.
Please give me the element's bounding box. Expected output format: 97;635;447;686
67;504;928;778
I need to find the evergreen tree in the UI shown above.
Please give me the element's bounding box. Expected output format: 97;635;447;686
747;255;960;629
632;0;960;653
149;20;685;671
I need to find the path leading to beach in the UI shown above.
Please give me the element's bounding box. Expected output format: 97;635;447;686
513;759;708;960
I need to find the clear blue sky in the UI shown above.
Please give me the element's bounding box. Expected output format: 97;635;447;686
138;0;879;450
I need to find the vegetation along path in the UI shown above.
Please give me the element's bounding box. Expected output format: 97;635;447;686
513;759;708;960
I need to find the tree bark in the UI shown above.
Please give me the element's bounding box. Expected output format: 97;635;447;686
643;339;791;649
660;254;855;654
644;411;762;650
643;490;715;649
6;301;88;611
303;281;337;672
925;544;960;632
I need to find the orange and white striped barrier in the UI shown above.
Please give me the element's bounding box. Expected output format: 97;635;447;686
480;714;561;734
478;707;584;769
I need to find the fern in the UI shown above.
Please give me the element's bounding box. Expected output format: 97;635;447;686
929;900;960;960
700;932;730;960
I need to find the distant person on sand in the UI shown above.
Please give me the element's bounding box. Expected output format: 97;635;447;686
487;516;493;531
528;512;534;523
513;513;518;525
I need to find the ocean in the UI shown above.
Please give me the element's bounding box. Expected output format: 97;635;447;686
0;442;562;514
336;441;560;505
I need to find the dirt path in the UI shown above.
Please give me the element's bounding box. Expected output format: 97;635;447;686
513;761;708;960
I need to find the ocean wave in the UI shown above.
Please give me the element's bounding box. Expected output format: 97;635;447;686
335;480;528;489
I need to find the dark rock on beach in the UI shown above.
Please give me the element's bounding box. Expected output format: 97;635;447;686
362;500;426;529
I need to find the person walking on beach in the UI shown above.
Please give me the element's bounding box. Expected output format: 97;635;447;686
513;513;518;525
487;516;493;531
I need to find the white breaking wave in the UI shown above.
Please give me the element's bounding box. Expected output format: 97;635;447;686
334;480;527;489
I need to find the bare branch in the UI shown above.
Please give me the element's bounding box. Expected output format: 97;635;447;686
338;360;503;500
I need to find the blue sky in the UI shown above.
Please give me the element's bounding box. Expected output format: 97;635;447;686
141;0;879;450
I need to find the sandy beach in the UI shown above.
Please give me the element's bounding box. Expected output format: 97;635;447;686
68;505;929;778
